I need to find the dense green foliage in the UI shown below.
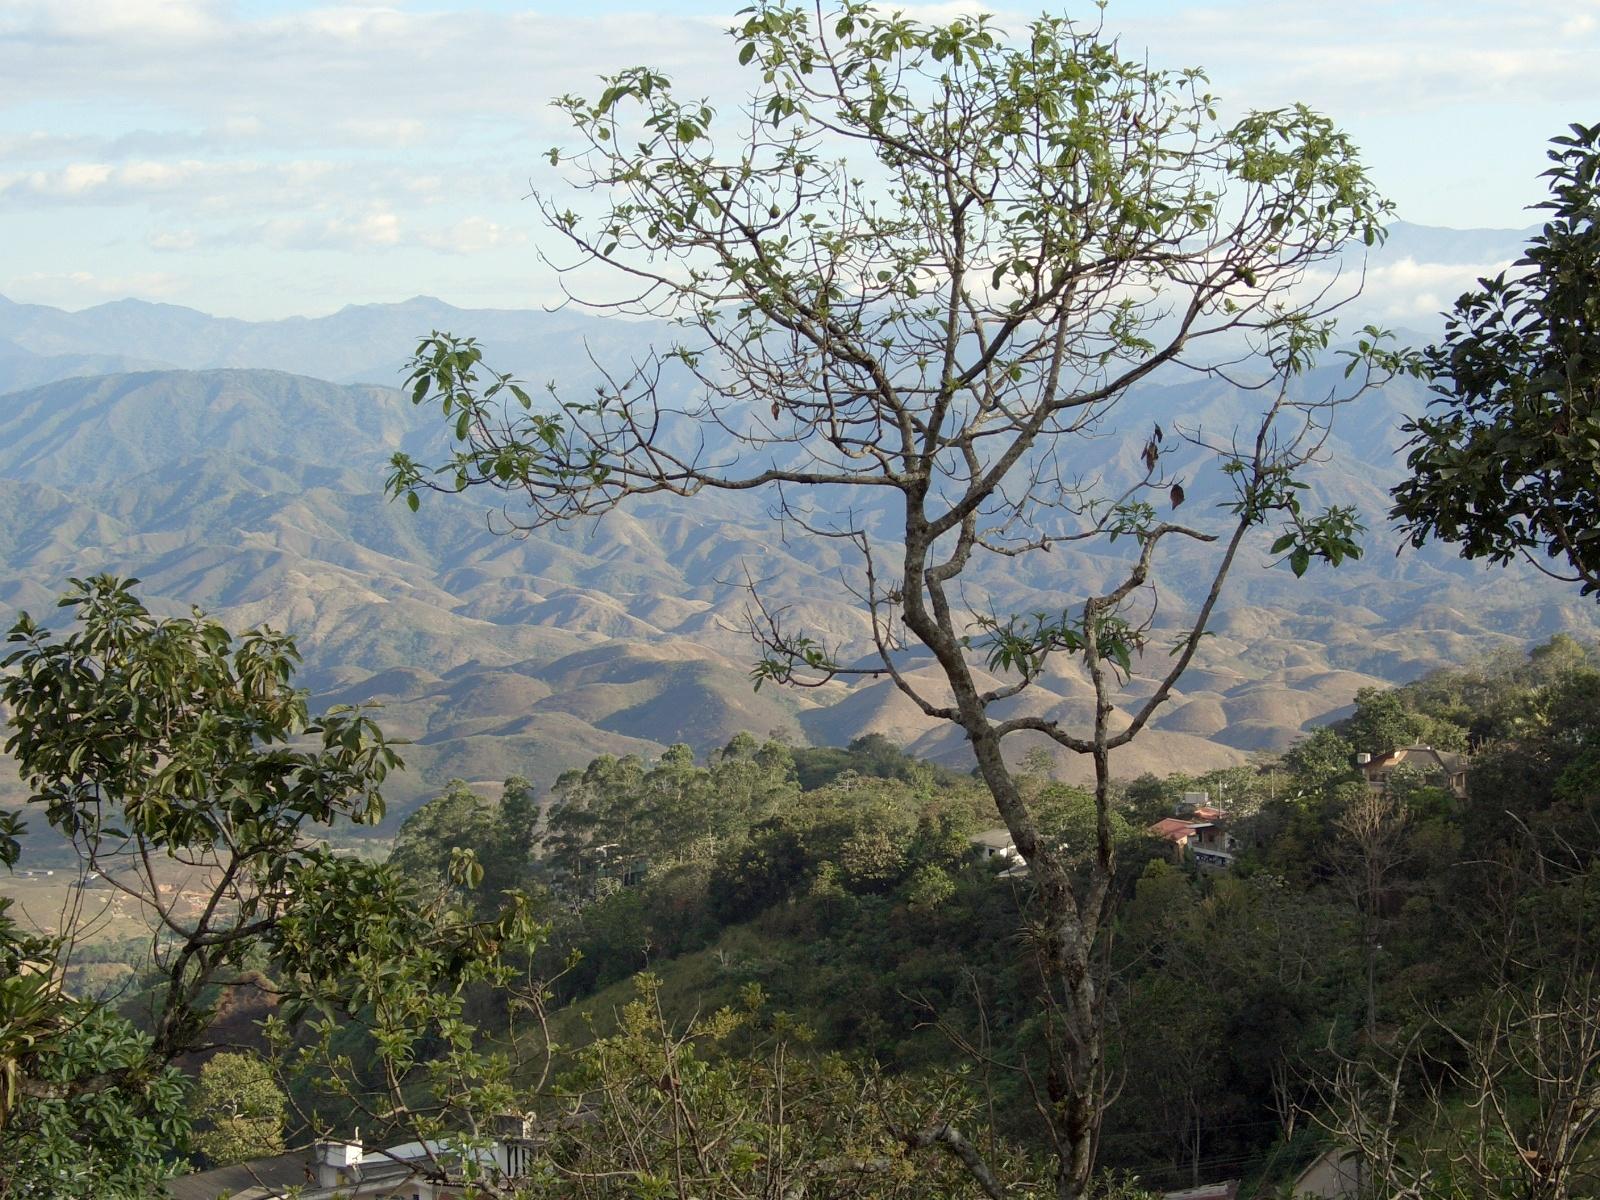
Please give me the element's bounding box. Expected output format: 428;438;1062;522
1393;124;1600;595
0;579;528;1197
190;1052;287;1167
4;590;1600;1198
0;999;188;1199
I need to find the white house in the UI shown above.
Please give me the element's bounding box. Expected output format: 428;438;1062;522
969;828;1018;862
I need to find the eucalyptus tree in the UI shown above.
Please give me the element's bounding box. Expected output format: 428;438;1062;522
387;4;1409;1193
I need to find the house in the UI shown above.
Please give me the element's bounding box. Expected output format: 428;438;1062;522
1148;814;1236;870
1292;1147;1363;1198
166;1128;536;1200
971;828;1035;880
1149;817;1202;851
579;843;650;892
1356;745;1468;798
969;828;1019;863
167;1150;314;1200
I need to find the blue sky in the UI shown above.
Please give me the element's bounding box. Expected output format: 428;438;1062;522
1;0;1592;319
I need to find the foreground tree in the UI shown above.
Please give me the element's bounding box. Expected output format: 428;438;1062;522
522;975;1010;1199
1;576;400;1064
1392;123;1600;595
388;4;1407;1193
0;879;187;1198
0;578;534;1195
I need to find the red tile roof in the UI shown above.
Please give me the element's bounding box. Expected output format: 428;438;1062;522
1149;817;1199;842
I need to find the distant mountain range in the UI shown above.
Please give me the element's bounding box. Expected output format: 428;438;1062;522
1;223;1591;815
0;291;661;391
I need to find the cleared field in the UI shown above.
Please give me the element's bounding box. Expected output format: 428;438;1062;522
2;872;148;943
2;859;231;949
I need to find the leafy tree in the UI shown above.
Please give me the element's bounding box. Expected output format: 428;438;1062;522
1392;123;1600;595
1117;973;1226;1188
0;579;532;1197
1116;772;1192;824
485;774;542;893
1193;763;1274;815
709;818;815;924
0;855;188;1198
266;852;552;1185
191;1052;286;1167
544;741;795;896
525;975;1032;1199
837;826;908;894
793;734;958;792
1460;662;1600;860
1280;726;1357;793
1340;685;1466;757
544;753;648;885
0;575;399;1095
0;997;189;1199
387;5;1407;1193
903;863;958;912
1340;687;1427;757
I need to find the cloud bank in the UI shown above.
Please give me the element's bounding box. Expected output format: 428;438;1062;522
0;0;1588;318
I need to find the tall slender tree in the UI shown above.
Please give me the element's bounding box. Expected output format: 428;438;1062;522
388;4;1407;1193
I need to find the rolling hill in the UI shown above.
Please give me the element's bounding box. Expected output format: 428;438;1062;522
0;251;1594;817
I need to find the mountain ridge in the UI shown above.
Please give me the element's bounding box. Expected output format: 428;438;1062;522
0;268;1593;813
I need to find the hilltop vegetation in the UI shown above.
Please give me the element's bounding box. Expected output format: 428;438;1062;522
352;634;1598;1194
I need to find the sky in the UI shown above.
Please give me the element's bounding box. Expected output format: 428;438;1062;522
0;0;1593;320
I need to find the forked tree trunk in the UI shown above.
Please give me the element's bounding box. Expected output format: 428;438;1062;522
966;714;1110;1200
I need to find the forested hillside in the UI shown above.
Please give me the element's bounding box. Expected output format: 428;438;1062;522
358;636;1599;1194
13;625;1592;1195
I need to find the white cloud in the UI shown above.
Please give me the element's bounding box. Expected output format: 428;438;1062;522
1299;255;1518;328
1363;257;1516;321
247;208;404;252
335;117;427;147
147;228;199;252
418;217;528;256
0;0;1585;317
1110;0;1600;112
0;0;223;41
0;156;438;215
53;162;114;195
2;159;201;200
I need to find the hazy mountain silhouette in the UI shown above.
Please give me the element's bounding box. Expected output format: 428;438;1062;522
0;227;1590;811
